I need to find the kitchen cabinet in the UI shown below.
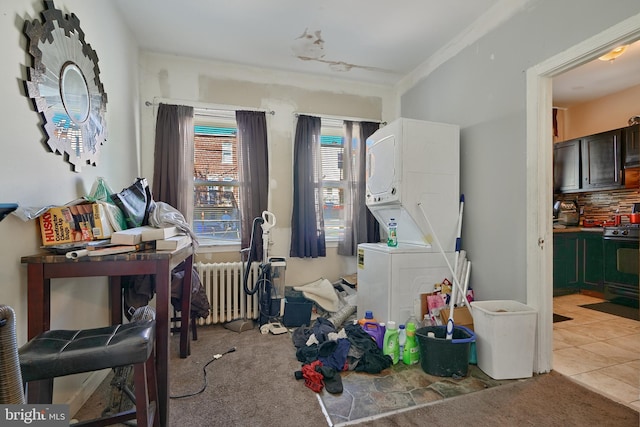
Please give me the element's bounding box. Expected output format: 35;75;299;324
553;139;581;193
624;124;639;168
553;125;639;193
553;231;604;296
553;232;579;296
580;232;604;293
580;129;623;191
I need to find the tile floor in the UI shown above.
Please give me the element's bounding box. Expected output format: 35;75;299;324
318;361;513;425
553;293;640;411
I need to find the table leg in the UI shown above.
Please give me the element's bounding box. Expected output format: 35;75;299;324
26;263;53;403
109;276;123;325
155;259;170;427
180;255;193;358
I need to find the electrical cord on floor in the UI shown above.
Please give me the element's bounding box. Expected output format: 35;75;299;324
170;347;236;399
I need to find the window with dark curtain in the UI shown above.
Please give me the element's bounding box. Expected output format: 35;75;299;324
152;103;195;219
290;115;326;258
338;120;380;256
236;110;269;261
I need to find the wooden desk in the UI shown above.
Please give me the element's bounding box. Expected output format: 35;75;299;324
21;246;193;427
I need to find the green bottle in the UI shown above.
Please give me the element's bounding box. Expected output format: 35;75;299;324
382;321;399;364
403;322;420;365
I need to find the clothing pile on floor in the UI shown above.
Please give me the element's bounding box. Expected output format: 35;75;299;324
292;318;393;394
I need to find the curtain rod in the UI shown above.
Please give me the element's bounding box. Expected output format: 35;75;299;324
294;112;385;125
144;98;275;115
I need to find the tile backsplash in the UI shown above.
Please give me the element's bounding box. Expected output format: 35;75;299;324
556;188;640;223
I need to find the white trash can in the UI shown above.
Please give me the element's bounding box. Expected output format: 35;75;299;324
470;300;537;380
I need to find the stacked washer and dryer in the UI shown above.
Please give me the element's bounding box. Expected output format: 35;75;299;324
357;118;460;324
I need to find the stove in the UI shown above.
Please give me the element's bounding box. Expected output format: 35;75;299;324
602;224;639;308
603;224;640;239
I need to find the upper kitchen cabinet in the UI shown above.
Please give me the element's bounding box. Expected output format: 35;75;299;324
554;139;581;192
580;128;623;191
625;124;639;168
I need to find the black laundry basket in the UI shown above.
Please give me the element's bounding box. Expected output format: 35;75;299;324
416;325;475;377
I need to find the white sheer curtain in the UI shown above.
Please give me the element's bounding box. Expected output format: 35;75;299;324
338;120;380;256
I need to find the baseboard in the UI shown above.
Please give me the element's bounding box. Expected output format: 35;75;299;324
67;369;110;418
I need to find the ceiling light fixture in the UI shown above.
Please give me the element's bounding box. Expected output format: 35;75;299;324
598;45;628;62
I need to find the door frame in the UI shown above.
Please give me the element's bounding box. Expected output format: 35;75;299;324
525;13;640;373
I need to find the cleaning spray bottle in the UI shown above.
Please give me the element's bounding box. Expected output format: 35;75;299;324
383;321;400;364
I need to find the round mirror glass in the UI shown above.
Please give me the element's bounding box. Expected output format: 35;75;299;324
61;63;90;124
23;1;108;172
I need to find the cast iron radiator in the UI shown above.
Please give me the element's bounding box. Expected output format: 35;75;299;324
195;262;260;325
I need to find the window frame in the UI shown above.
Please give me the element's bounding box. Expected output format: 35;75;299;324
193;111;241;247
320;119;350;241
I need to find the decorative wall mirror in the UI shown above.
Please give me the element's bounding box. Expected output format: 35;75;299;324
23;0;108;172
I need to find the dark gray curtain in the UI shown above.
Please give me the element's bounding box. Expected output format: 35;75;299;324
152;103;195;218
236;111;269;261
290;115;326;258
338;121;380;255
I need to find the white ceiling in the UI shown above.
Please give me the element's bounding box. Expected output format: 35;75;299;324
553;39;640;108
112;0;639;105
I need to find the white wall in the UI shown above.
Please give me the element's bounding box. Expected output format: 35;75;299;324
138;52;395;286
0;0;140;408
400;0;640;303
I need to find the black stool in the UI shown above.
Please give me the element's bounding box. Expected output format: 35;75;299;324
19;321;159;427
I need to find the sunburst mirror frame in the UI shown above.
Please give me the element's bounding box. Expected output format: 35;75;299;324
23;0;108;172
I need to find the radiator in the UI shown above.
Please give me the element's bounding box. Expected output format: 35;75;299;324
195;261;260;325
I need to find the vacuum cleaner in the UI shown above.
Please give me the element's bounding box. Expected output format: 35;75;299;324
224;211;284;333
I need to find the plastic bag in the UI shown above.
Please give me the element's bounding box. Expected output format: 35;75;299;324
148;201;199;252
112;178;156;229
85;177;127;231
85;177;114;203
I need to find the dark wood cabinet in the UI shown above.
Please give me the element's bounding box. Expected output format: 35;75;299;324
581;232;604;293
553;139;581;192
553;231;604;296
580;129;623;190
553;125;640;193
624;124;639;168
553;232;579;296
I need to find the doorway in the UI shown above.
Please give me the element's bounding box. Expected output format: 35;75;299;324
526;14;640;373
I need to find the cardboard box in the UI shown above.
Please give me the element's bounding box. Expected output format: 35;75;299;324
111;226;156;245
439;306;474;331
39;203;112;246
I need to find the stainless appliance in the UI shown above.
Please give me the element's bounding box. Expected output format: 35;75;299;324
553;200;579;226
603;225;639;307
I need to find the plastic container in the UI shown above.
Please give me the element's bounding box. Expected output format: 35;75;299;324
382;321;399;364
403;322;420;365
416;325;475;377
358;310;377;326
405;314;418;330
470;300;537;380
387;218;397;247
398;324;407;362
363;321;385;349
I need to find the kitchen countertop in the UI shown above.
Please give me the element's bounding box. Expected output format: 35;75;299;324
553;226;604;233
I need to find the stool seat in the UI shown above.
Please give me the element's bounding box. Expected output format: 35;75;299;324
20;321;155;383
19;320;159;426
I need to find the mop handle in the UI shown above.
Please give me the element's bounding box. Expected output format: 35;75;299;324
417;203;471;311
417;203;467;303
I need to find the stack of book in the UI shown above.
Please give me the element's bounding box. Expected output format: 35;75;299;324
110;225;191;251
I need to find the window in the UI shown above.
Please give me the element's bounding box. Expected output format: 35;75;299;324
221;142;233;164
193;112;241;245
321;119;351;240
